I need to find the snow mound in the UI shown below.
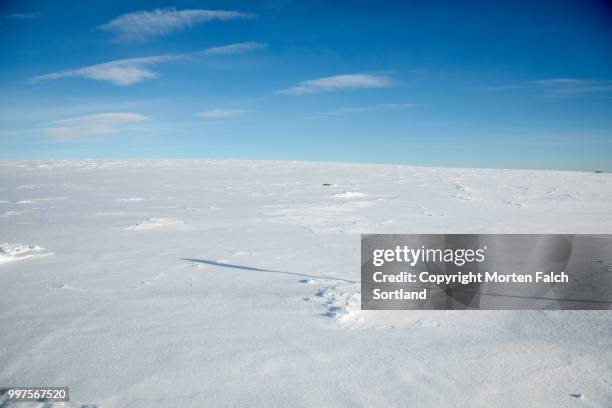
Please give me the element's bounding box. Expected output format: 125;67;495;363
0;243;51;263
125;217;184;230
313;285;367;328
0;210;28;218
115;197;146;202
334;191;368;198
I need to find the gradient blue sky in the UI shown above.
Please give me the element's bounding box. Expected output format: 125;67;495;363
1;0;611;170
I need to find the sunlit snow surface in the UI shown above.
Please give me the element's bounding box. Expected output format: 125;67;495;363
0;160;611;407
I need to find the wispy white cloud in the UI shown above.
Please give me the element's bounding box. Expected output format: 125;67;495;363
197;109;253;119
98;8;254;42
487;78;612;95
200;42;266;56
321;103;420;116
32;42;265;86
529;79;612;94
277;74;395;95
33;55;181;86
43;113;150;139
1;12;41;19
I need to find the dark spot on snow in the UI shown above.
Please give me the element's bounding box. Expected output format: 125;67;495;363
323;306;341;317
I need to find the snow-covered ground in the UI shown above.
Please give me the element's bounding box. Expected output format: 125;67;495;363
0;160;610;408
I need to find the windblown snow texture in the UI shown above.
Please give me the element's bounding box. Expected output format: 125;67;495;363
0;160;611;407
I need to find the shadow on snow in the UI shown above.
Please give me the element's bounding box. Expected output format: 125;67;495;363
181;258;359;284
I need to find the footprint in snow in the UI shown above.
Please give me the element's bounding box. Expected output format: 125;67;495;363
421;211;445;217
451;194;472;201
503;201;527;208
415;319;441;328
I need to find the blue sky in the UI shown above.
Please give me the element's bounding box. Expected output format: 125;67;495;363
1;0;611;170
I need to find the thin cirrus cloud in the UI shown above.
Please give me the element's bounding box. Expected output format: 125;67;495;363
197;109;253;119
202;42;265;56
487;78;612;95
31;42;266;86
44;112;150;139
277;74;395;95
1;12;41;19
321;103;420;116
98;8;254;42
